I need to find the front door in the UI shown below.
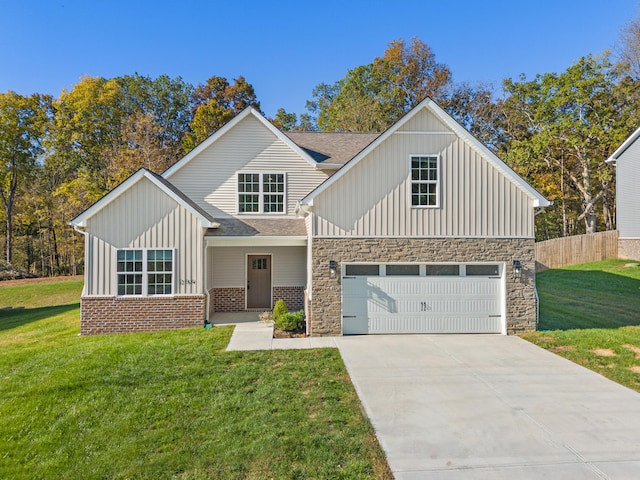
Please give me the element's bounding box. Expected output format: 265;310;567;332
247;255;272;309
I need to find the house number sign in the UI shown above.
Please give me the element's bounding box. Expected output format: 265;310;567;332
180;279;196;285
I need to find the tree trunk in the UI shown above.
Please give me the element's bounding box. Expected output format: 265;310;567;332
5;210;12;264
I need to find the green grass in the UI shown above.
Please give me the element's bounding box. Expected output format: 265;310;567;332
522;259;640;392
0;281;391;479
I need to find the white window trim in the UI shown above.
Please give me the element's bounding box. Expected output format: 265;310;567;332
114;248;176;297
237;172;287;215
409;154;440;209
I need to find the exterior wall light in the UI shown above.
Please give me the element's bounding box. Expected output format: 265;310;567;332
512;260;522;280
329;260;337;278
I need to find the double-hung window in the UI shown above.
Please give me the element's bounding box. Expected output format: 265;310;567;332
116;249;174;296
238;173;285;213
411;155;439;207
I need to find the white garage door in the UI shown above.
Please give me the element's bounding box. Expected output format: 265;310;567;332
342;263;504;334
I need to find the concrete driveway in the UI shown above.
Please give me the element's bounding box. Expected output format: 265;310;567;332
334;334;640;479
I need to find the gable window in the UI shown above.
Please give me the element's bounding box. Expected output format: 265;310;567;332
411;155;439;207
238;173;285;214
117;249;174;296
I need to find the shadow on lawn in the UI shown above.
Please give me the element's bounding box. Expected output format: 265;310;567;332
0;303;79;332
537;268;640;331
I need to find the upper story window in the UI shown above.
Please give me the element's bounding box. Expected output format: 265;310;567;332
411;155;439;207
116;249;174;296
238;173;285;214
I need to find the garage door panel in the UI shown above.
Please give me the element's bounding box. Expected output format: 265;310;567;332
367;315;502;334
342;269;504;335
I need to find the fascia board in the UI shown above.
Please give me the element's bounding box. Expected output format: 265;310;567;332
163;108;318;179
426;101;551;208
607;126;640;163
300;98;429;205
69;169;147;227
69;170;215;228
205;236;307;247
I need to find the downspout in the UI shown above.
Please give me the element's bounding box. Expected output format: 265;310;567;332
71;225;88;297
203;237;212;327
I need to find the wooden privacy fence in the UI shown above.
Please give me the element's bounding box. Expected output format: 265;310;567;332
535;230;619;272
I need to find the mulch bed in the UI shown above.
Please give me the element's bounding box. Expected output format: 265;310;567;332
273;326;307;338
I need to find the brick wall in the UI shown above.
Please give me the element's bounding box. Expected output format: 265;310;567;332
81;295;206;335
273;286;304;311
211;287;245;312
310;237;536;336
210;286;304;313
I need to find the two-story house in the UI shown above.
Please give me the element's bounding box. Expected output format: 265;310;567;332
70;98;550;336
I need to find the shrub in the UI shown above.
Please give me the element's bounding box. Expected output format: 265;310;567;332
273;299;288;321
274;309;305;331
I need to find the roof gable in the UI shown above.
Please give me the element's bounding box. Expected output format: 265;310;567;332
607;126;640;164
163;107;319;179
69;169;217;228
301;98;550;208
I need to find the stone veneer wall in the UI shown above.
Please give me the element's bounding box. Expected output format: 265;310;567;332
310;237;536;336
619;239;640;261
81;295;206;335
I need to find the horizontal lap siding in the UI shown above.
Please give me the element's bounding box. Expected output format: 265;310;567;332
166;115;328;218
312;109;534;238
85;177;203;296
209;246;306;288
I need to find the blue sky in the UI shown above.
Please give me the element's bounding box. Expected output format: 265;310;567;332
1;0;637;118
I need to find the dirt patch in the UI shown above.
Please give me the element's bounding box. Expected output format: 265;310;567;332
623;344;640;359
628;366;640;374
592;348;617;357
0;275;82;286
549;345;574;353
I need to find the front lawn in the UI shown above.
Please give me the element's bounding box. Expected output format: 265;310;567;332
0;281;391;479
522;259;640;392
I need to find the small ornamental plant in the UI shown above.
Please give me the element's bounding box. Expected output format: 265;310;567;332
273;299;288;322
274;309;305;331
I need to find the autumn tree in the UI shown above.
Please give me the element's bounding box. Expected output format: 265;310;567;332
306;38;452;131
500;54;638;236
0;92;50;263
183;76;260;151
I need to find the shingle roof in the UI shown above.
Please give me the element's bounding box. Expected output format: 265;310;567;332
285;132;380;166
206;217;307;237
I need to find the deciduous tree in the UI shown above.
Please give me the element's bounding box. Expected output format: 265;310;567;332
0;92;50;263
500;54;637;235
183;76;260;151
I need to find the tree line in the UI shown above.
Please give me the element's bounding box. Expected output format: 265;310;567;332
2;18;640;277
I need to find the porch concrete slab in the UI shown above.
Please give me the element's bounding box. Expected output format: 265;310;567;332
333;334;640;479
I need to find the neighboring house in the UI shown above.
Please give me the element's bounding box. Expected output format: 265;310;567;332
70;98;550;336
607;128;640;261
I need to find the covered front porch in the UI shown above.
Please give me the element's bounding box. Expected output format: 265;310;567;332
204;230;308;318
